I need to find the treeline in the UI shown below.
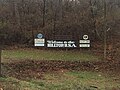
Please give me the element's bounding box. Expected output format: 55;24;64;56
0;0;120;46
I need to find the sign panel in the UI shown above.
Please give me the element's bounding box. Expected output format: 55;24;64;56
34;34;91;48
47;40;77;48
79;35;90;48
79;44;90;47
34;39;45;46
79;40;90;43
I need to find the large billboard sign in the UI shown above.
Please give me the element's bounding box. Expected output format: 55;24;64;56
34;34;90;48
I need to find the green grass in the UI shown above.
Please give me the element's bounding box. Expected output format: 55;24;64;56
2;49;100;63
0;71;120;90
1;49;119;90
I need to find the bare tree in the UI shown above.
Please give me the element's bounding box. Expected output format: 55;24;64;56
103;0;107;60
0;47;1;77
42;0;46;28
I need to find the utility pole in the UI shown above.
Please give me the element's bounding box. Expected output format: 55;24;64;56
103;0;107;60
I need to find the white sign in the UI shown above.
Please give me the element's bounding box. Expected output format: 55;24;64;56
47;40;77;48
79;44;90;47
79;40;90;43
34;39;45;46
79;35;90;47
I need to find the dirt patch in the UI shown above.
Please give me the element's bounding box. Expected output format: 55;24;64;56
2;60;120;80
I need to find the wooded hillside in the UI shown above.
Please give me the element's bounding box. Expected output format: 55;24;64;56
0;0;120;46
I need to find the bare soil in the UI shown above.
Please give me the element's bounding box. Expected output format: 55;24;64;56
2;60;120;80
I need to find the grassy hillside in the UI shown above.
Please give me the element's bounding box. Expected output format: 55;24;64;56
2;49;101;63
0;49;119;90
0;71;120;90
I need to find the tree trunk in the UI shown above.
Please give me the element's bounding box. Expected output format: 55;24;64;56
43;0;46;28
103;0;107;60
0;47;2;77
14;0;21;31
